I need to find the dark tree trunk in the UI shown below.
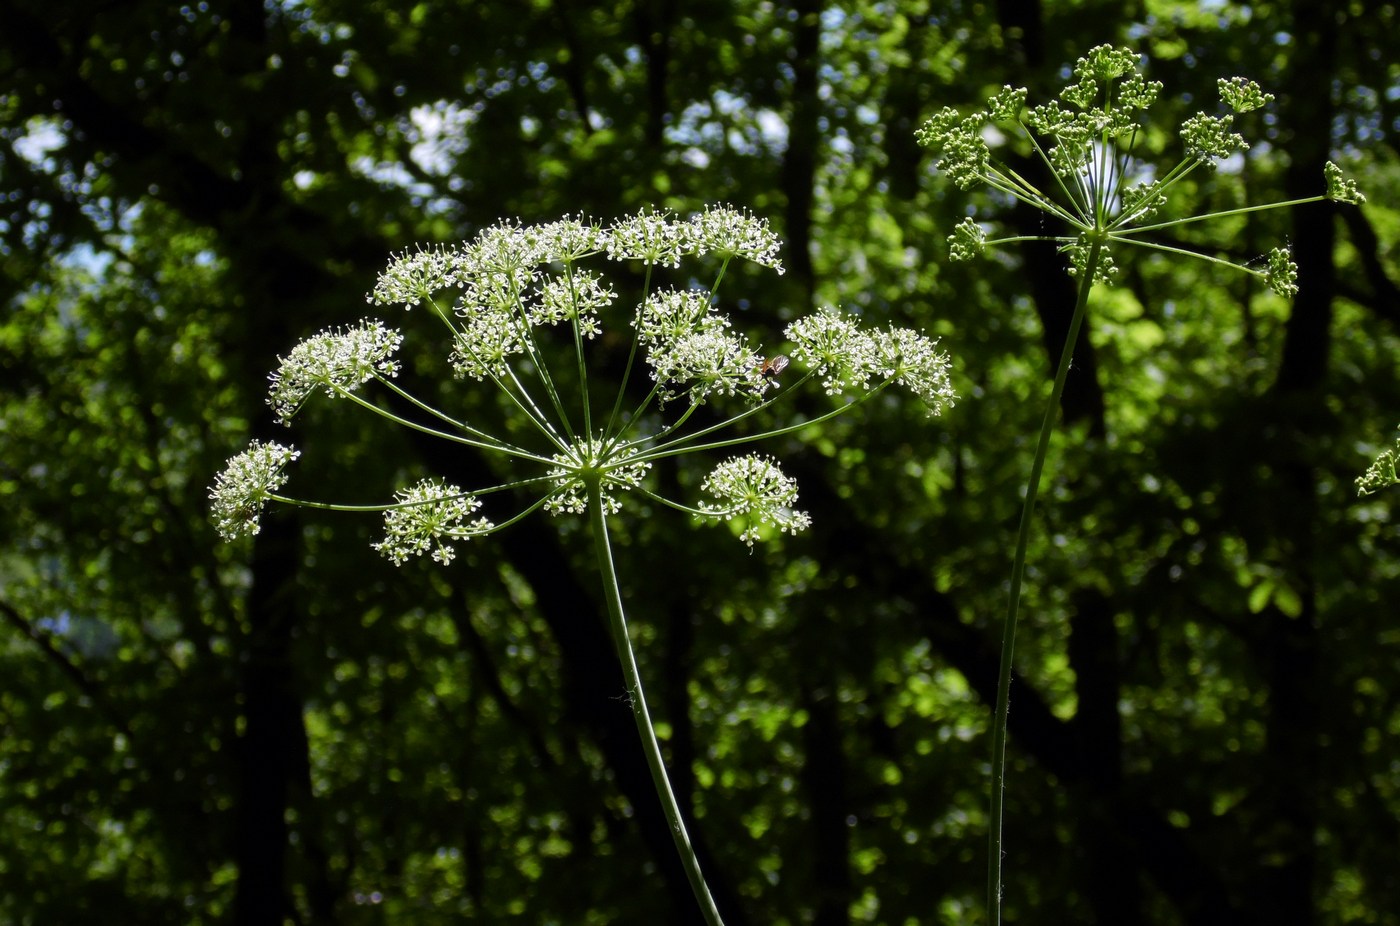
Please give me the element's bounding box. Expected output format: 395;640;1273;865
1246;4;1341;923
1068;589;1142;925
780;0;822;298
635;0;678;147
1274;0;1339;397
802;686;852;926
232;518;300;926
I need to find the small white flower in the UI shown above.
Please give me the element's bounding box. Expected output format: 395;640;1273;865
699;455;811;546
870;327;958;416
530;270;614;338
535;215;606;264
650;328;768;405
373;479;493;565
605;209;691;267
635;289;722;348
785;310;879;395
268;320;404;423
369;245;467;308
208;441;301;540
686;204;785;274
450;307;529;380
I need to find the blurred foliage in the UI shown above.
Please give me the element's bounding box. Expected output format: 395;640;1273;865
2;1;1398;924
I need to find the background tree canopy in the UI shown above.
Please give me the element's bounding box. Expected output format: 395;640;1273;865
2;0;1398;923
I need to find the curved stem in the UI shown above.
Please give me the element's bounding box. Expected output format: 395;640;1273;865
636;375;881;464
1113;193;1327;235
334;389;556;466
376;376;521;448
585;475;726;926
988;235;1102;926
604;263;655;438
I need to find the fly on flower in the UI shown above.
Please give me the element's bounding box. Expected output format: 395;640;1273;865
758;355;790;377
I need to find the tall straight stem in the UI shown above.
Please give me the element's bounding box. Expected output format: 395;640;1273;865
586;476;726;926
988;237;1102;925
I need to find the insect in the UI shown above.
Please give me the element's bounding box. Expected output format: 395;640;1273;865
758;355;790;377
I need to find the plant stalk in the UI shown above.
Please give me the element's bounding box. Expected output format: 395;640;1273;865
586;475;726;926
988;236;1102;925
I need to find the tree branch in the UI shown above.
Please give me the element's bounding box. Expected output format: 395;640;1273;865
0;596;132;736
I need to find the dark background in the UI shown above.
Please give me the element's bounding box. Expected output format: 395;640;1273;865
2;0;1398;923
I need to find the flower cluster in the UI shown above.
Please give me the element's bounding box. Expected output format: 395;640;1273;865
370;206;783;312
688;203;785;271
369;245;466;308
785;311;879;395
948;218;987;262
635;289;769;404
212;205;955;563
531;271;614;338
699;455;812;547
873;326;960;414
373;479;494;565
268;320;403;422
450;304;528;381
1356;430;1400;497
1265;247;1299;299
1217;76;1274;114
1180;111;1249;164
915;44;1365;298
603;205;785;273
543;440;653;516
784;311;955;414
209;441;301;540
1325;162;1367;206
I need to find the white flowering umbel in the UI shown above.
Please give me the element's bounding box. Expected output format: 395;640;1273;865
209;206;954;556
700;455;812;546
207;204;955;926
917;46;1367;926
209;441;300;540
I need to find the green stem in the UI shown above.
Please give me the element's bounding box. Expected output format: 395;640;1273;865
585;475;726;926
604;263;654;438
1114;193;1326;235
635;374;878;464
988;235;1102;926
